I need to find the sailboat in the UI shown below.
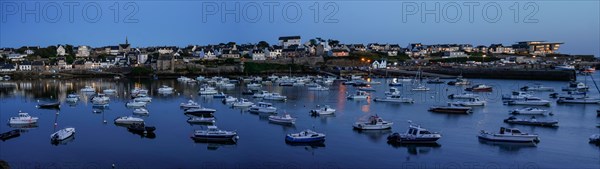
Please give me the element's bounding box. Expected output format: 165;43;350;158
411;67;430;91
557;74;600;104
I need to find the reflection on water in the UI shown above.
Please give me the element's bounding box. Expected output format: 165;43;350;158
387;142;442;155
478;139;537;153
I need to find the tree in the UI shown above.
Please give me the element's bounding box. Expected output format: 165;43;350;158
309;39;317;46
257;41;270;48
327;39;340;46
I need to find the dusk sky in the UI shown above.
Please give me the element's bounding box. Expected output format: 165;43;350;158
1;1;598;56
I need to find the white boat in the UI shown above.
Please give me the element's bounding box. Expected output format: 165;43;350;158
556;96;600;104
133;96;152;102
503;116;559;127
358;86;376;92
399;78;412;82
65;94;79;102
562;81;589;91
80;86;95;92
158;85;174;93
285;130;326;143
248;102;277;114
292;82;305;86
411;85;430;91
222;96;237;103
177;76;193;82
347;90;369;99
385;87;401;96
448;93;479;99
502;91;539;100
308;85;329;91
263;93;287;101
126;101;147;107
50;127;75;142
130;88;148;97
91;93;110;103
114;116;144;124
8;112;39;125
373;95;414;103
103;89;117;94
387;121;441;144
191;126;239;142
478;127;540;143
351;75;362;80
353;115;393;130
247;83;262;88
268;114;296;124
555;64;575;70
448;98;486;106
196;76;206;82
133;108;149;115
505;98;551;106
187;117;216;123
510;107;553;116
521;85;554;92
232;99;254;107
180;100;201;109
310;105;336;115
198;86;218;95
185;107;217;116
447;77;471;85
253;90;270;98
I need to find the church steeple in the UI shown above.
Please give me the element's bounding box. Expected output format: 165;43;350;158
125;36;129;45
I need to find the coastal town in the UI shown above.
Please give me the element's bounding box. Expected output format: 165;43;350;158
0;36;596;80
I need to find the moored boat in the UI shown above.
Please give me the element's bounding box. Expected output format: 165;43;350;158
127;123;156;134
190;126;239;142
285;129;326;143
353;115;393;130
114;116;144;125
503;116;558;127
248;102;277;114
428;105;472;114
133;108;149;115
50;127;76;142
505;98;551;106
373;95;414;103
180;100;201;109
448;93;479;99
310;105;336;115
0;129;20;141
590;134;600;144
448;98;486;106
185;107;217;116
187;116;216;124
268;114;296;125
8;111;39;125
510;107;553;116
465;84;493;92
347;90;369;99
478;127;540;143
232;99;254;107
520;85;554;92
37;101;60;109
387;121;441;144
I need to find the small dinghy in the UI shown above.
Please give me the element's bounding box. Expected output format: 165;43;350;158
353;115;393;130
448;93;479;99
187;116;216;124
347;91;369;99
133;108;149;115
114;116;144;125
126;101;147;107
127;123;156;134
310;105;336;115
505;98;551;106
180;100;201;109
133;96;152;102
268;114;296;125
232;99;254;107
503;116;558;127
387;121;441;144
0;130;21;141
428;105;472;114
158;85;174;93
478;127;539;143
263;93;287;101
465;84;493;92
37;102;60;109
510;107;553;116
448;98;486;106
373;95;414;103
222;96;237;103
50;127;75;142
521;85;554;92
8;111;39;125
285;129;326;143
65;94;79;102
190;126;239;142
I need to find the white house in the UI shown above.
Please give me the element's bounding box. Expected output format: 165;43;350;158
371;60;387;69
76;46;90;57
56;45;66;56
442;51;468;58
279;36;301;49
7;53;26;61
251;50;266;60
19;61;32;71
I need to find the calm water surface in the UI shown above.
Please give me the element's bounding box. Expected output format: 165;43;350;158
0;75;599;169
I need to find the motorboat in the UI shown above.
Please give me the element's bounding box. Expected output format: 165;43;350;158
133;108;150;115
177;76;193;82
263;93;287;101
387;121;441;144
268;114;296;125
50;127;75;142
510;107;553;116
503;116;558;127
180;100;201;109
37;102;60;109
554;64;575;70
198;86;218;95
65;94;79;102
190;126;239;142
520;85;554;92
91;93;110;103
308;85;329;91
213;92;227;98
248;102;277;114
448;93;479;99
310;105;336;115
549;91;587;99
8;112;39;125
426;78;445;84
80;86;95;92
114;116;144;124
411;85;430;91
389;81;403;86
196;76;206;81
131;88;149;97
158;85;174;93
502;91;539;100
185;107;217;116
0;130;20;141
478;127;540;143
127;123;156;134
247;83;262;88
126;101;147;107
347;90;369;99
556;96;600;104
222;96;237;103
428;105;472;114
373;95;414;103
252;90;270;98
133;96;152;102
590;134;600;144
232;99;254;107
447;77;470;86
187;117;216;124
385;87;401;96
465;84;493;92
448;98;486;106
285;130;326;143
103;89;117;94
505;98;551;106
562;81;589;92
353;115;393;130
